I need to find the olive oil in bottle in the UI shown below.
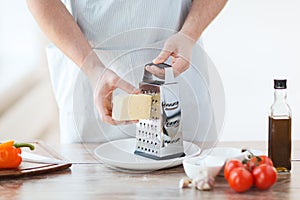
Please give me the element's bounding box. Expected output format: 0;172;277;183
268;79;292;172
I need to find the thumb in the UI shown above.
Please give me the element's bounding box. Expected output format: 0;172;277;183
152;49;171;64
116;78;139;94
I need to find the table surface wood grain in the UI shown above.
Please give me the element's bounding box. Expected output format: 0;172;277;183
0;140;299;200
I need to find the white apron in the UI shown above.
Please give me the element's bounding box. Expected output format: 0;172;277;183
46;0;225;146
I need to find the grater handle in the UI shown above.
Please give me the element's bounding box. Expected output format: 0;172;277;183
144;63;175;84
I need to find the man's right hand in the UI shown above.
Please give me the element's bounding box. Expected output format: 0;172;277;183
81;51;139;125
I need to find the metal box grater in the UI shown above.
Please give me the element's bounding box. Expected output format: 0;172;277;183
134;63;185;160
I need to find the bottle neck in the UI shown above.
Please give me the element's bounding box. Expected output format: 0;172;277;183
270;88;291;118
274;89;287;103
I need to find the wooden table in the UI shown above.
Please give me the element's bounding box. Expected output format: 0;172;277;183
0;141;299;200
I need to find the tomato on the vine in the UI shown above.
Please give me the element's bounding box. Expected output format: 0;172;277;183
258;155;274;166
224;159;244;180
224;154;277;193
246;155;273;171
252;164;277;190
227;167;253;193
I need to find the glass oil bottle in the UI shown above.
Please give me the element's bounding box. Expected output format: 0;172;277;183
268;79;292;172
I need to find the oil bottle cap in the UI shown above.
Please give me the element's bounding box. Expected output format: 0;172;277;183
274;79;287;89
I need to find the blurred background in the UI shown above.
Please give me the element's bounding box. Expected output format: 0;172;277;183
0;0;59;143
0;0;299;144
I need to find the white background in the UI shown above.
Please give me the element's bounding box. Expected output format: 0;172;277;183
1;0;299;142
203;0;300;141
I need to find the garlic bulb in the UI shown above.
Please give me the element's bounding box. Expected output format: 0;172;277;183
193;168;215;191
193;176;215;191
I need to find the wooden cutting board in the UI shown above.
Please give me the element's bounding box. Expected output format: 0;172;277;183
0;140;72;179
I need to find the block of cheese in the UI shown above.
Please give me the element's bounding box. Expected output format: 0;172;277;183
112;94;152;121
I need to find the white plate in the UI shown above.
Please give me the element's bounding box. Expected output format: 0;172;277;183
94;138;200;171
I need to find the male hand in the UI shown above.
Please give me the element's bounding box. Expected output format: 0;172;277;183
81;51;139;125
146;32;195;78
93;68;139;125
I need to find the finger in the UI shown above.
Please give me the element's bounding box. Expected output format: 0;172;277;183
152;49;171;64
95;101;117;125
115;78;139;94
115;120;139;125
145;65;165;79
95;100;114;124
172;57;190;77
101;114;118;125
